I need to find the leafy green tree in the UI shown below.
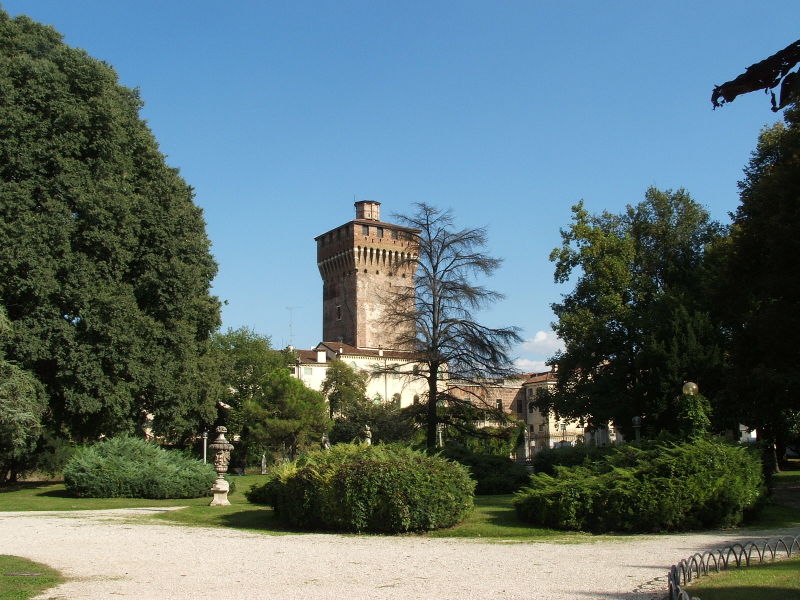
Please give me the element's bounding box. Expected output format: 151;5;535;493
210;327;294;468
717;108;800;464
384;204;522;452
211;328;291;433
0;11;220;441
320;359;368;419
329;396;417;446
244;370;331;461
543;188;726;437
0;306;47;483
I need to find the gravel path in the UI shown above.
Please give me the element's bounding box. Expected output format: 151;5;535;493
1;509;798;600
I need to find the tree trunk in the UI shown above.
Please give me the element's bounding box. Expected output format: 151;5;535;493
426;370;439;452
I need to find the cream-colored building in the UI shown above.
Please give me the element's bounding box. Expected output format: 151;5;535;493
288;341;428;406
519;371;617;457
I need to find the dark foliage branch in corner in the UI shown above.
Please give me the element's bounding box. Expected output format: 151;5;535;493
712;39;800;111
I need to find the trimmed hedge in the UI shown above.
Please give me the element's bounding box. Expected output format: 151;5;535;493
64;436;216;498
513;438;765;533
246;443;475;533
441;445;530;494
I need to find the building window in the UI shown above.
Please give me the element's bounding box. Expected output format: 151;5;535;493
336;305;342;320
413;395;420;405
495;399;503;411
390;229;398;239
376;227;384;238
528;401;536;414
362;225;369;236
303;367;312;376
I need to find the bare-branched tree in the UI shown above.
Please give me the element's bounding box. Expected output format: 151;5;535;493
383;203;521;452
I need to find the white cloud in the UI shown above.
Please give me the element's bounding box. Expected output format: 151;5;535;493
514;358;550;373
521;330;564;355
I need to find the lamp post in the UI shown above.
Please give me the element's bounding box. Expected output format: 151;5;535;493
202;430;208;464
682;381;698;396
632;415;642;442
208;426;234;506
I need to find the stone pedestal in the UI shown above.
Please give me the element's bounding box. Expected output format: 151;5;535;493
210;476;231;506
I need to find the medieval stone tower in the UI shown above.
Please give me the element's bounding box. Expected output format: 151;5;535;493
315;201;418;350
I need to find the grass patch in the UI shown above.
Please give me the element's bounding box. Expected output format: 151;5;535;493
0;475;263;512
745;503;800;530
0;555;63;600
683;555;800;600
425;495;590;541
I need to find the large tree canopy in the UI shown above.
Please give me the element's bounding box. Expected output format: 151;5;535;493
0;11;220;440
717;107;800;454
543;188;726;437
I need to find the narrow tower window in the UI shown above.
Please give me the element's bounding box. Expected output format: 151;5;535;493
376;227;384;238
362;225;369;236
336;305;342;320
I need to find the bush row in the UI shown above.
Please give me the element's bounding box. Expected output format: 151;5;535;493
246;443;475;533
64;436;216;499
513;438;765;533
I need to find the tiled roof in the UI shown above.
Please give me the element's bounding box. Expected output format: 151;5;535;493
523;371;557;384
317;341;420;360
293;349;327;365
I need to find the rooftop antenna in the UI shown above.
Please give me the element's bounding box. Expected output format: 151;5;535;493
286;306;301;347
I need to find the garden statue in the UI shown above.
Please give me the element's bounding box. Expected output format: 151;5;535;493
363;424;372;446
321;433;331;450
208;425;234;506
260;453;267;475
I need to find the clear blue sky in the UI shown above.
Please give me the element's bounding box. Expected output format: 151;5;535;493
3;1;796;371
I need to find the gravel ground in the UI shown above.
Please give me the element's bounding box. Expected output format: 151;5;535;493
1;509;798;600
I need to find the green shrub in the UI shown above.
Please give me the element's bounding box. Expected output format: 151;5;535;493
514;438;765;533
441;445;530;494
530;443;613;475
246;443;475;533
64;436;216;498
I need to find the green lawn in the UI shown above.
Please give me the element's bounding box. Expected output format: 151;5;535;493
0;475;263;512
2;472;798;542
683;555;800;600
425;495;589;541
0;555;63;600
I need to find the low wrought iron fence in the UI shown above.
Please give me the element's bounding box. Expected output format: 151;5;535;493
667;535;800;600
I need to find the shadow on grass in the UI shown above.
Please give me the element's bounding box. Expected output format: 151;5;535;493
479;507;536;530
0;481;58;493
216;509;299;533
35;488;76;499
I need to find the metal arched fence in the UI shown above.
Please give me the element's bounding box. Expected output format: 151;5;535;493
667;536;800;600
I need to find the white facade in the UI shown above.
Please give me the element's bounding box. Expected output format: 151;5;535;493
289;342;428;407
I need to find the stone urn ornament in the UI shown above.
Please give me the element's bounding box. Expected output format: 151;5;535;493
209;426;234;506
